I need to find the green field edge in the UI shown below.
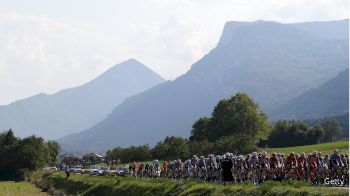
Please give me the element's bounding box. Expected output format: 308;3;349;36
31;172;348;196
262;140;349;155
0;181;47;196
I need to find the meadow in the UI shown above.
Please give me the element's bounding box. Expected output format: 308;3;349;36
0;181;47;196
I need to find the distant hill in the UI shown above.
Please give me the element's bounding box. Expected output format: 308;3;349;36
270;69;349;120
0;59;164;139
59;20;349;152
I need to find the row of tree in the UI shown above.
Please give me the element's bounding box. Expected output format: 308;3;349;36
104;136;208;163
105;93;344;163
265;119;342;148
0;130;60;180
106;145;152;163
302;112;348;138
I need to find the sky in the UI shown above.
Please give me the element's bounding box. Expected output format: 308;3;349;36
0;0;348;105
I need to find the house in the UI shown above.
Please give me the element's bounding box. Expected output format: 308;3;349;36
60;153;81;167
82;152;104;165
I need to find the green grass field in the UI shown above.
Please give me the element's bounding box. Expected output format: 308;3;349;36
0;181;47;196
34;172;348;196
3;141;349;196
262;140;349;155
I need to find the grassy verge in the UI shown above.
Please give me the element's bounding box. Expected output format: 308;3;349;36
0;181;47;196
262;140;349;155
36;172;348;196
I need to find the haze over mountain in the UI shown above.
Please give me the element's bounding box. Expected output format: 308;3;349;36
289;19;349;40
270;68;349;120
60;19;349;152
0;59;164;139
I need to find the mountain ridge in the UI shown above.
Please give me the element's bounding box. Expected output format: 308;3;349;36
270;68;349;120
59;19;348;152
0;59;165;139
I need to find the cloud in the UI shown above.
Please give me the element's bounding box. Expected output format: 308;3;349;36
0;0;348;104
0;13;123;104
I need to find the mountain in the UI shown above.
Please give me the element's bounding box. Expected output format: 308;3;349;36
290;19;349;40
59;20;349;152
270;68;349;120
0;59;164;139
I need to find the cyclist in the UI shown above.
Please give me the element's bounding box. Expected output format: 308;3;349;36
297;152;307;180
257;151;269;183
330;149;343;177
269;153;278;180
191;155;198;167
235;155;247;183
308;150;319;183
286;152;297;179
162;160;168;171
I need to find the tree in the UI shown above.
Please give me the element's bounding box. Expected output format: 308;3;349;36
152;136;189;160
46;140;61;164
321;119;343;142
105;145;152;163
208;93;271;145
0;130;55;180
267;121;326;147
188;93;271;153
152;142;169;160
189;117;210;141
289;123;308;146
164;136;189;160
208;93;271;142
0;129;19;179
188;139;214;156
267;120;289;147
307;125;325;144
15;136;47;171
3;129;17;146
214;135;257;154
127;145;152;163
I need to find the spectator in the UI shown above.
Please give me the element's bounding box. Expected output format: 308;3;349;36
221;152;233;185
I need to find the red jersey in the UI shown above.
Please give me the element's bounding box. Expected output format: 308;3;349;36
308;155;319;168
286;155;297;165
269;156;278;168
162;161;168;169
297;156;306;167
